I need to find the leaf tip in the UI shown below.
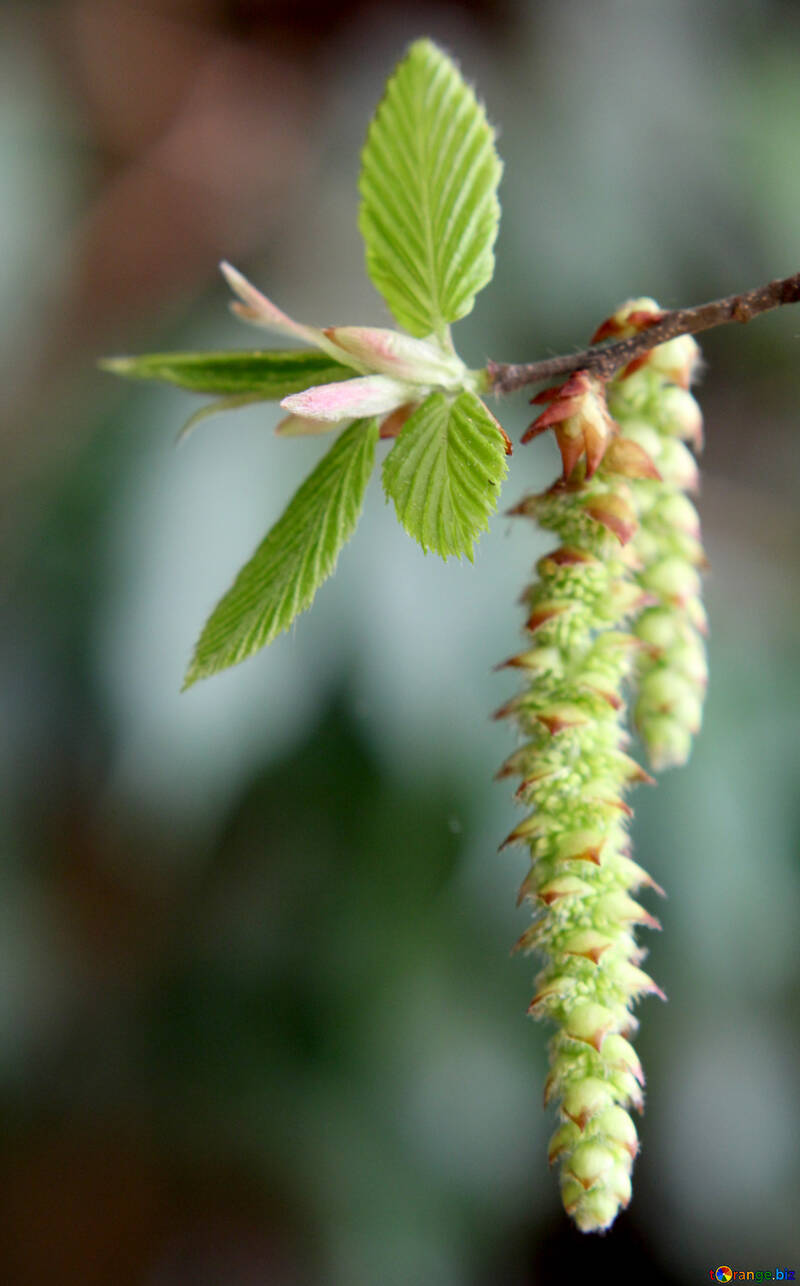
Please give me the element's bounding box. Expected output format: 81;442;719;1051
98;356;135;378
180;666;200;693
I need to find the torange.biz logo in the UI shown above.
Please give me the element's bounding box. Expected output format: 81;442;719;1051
709;1269;795;1283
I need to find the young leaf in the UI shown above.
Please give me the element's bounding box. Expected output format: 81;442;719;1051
382;390;508;560
100;349;352;397
183;418;379;687
359;39;502;338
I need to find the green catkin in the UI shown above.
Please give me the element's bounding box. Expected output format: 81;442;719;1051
500;317;707;1232
499;472;662;1233
603;301;708;770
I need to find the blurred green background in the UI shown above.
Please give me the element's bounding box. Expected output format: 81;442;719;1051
2;1;799;1282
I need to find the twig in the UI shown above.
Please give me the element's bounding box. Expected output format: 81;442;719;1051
487;271;800;396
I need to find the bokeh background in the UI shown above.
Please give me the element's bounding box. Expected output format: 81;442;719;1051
2;1;799;1282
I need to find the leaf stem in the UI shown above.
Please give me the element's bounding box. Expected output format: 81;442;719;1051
486;270;800;395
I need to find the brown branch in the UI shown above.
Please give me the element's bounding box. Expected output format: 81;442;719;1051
487;271;800;396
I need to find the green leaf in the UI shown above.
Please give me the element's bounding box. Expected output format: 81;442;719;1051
359;38;502;338
382;390;508;561
99;349;352;397
184;418;379;687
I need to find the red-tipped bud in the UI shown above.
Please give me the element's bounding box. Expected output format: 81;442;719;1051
613;854;666;898
529;974;577;1011
565;1141;617;1190
494;644;562;673
548;1121;581;1164
562;928;616;964
582;493;638;545
601;1034;645;1085
537;875;594;906
511;923;543;955
499;813;545;850
607;960;667;1002
526;601;570;633
551;831;605;866
591;298;665;343
611;1069;645;1113
538;545;598;568
596;890;662;931
562;1078;617;1130
563;1002;618;1051
491;695;523;722
613;753;657;786
535;704;591;735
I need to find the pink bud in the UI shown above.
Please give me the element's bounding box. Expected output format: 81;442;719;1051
281;374;412;422
324;326;466;385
